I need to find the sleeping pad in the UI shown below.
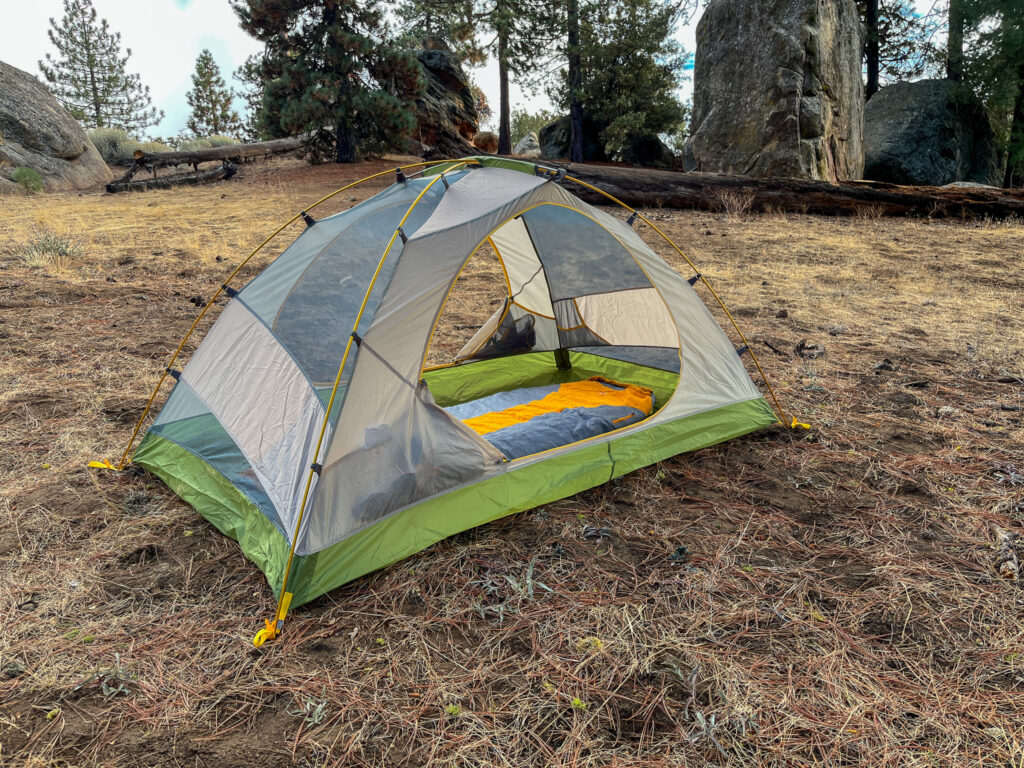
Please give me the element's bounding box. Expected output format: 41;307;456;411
444;376;655;460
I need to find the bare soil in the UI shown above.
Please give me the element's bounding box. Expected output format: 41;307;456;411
1;156;1022;767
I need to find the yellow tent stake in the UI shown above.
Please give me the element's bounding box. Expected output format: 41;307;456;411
563;175;791;427
256;163;470;647
113;159;468;472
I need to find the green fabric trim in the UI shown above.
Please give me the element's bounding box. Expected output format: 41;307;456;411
424;351;680;411
289;397;776;606
135;373;774;608
134;433;291;597
424;156;556;177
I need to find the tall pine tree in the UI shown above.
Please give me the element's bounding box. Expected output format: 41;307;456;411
861;0;943;98
960;0;1024;186
38;0;163;135
186;49;242;138
553;0;688;160
234;52;269;143
232;0;423;163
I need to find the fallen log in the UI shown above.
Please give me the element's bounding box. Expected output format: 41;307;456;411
131;134;309;169
546;162;1024;219
106;162;236;193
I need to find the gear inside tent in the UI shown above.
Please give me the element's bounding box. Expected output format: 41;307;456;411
127;157;782;643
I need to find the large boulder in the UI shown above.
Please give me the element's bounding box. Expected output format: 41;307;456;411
539;115;608;162
512;131;541;157
690;0;864;182
863;79;1000;186
620;133;678;169
0;60;112;193
413;38;478;159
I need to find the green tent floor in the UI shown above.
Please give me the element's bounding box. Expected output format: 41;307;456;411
134;351;777;607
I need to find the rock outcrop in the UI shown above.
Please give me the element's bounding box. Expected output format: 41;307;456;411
473;131;498;154
512;131;541;157
620;133;677;169
0;60;112;193
539;115;608;162
412;38;478;159
690;0;864;182
864;79;1000;187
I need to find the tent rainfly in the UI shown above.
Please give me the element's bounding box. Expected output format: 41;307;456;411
105;157;790;645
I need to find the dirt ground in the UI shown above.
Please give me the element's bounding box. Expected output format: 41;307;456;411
1;156;1022;767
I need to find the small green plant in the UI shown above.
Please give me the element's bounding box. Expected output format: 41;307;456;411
17;228;83;271
12;166;43;193
571;697;588;711
73;653;133;698
444;704;462;716
287;691;329;725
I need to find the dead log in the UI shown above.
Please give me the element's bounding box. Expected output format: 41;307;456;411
106;162;236;193
131;134;310;169
548;162;1024;219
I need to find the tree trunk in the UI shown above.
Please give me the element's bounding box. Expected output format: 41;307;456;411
335;123;357;164
497;29;511;155
106;163;236;193
548;162;1024;219
947;0;964;82
865;0;880;99
567;0;584;163
130;132;312;167
1005;65;1024;188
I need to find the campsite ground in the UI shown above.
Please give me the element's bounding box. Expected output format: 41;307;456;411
1;156;1022;767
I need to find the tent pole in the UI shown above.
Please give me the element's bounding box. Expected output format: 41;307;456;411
254;162;472;648
97;159;465;473
562;175;793;428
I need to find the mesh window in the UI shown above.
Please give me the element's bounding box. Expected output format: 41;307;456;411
520;205;651;300
237;176;456;386
148;381;285;534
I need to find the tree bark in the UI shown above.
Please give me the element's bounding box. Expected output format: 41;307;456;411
1004;63;1024;188
129;133;311;168
546;162;1024;219
567;0;584;163
335;122;357;164
106;163;236;193
947;0;964;82
497;29;511;155
865;0;880;99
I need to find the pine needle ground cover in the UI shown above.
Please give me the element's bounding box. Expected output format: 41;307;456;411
1;157;1022;767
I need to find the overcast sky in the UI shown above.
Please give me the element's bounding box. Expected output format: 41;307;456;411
2;0;698;137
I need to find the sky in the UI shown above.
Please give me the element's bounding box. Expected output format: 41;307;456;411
1;0;697;137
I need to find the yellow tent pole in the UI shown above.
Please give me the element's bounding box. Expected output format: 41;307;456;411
562;175;791;427
253;162;470;648
104;159;464;472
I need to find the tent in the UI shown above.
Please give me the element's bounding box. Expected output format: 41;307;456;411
121;157;784;644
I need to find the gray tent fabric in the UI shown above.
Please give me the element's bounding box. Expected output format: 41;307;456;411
298;167;762;556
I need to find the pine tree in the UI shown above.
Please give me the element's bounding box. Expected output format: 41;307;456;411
232;0;423;163
186;49;241;138
38;0;163;135
396;0;561;153
552;0;688;159
397;0;482;65
960;0;1024;186
861;0;944;98
234;53;269;143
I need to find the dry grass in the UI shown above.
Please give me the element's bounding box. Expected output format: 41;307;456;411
1;157;1023;767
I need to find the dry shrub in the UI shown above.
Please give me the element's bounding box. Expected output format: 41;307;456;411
16;227;82;272
713;188;755;219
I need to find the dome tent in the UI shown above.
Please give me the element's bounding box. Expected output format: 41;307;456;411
117;157;783;644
